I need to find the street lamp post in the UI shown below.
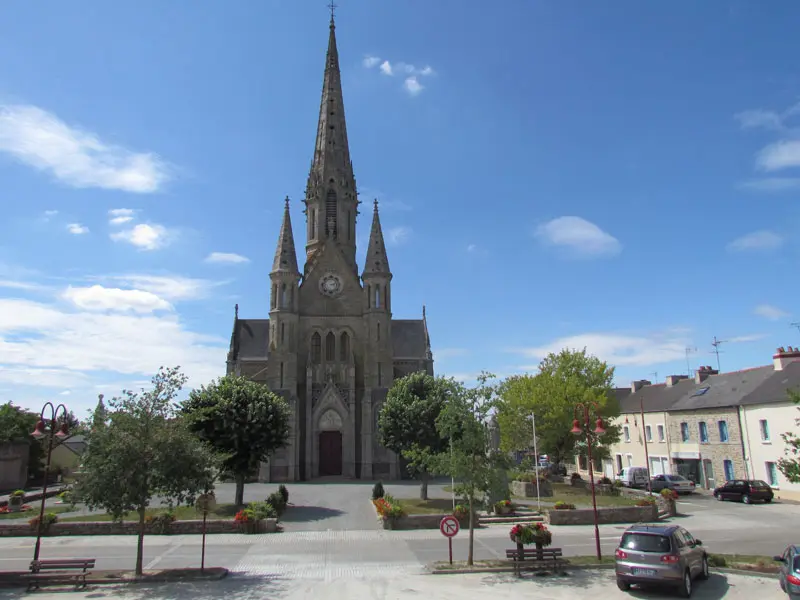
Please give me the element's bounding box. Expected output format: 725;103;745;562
30;402;70;563
529;413;541;512
571;402;606;561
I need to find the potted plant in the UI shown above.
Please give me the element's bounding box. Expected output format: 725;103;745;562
453;503;472;523
660;488;679;515
29;512;58;534
509;522;553;561
553;501;576;510
495;499;513;515
8;490;25;513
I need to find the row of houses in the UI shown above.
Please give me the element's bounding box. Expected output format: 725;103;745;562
573;346;800;501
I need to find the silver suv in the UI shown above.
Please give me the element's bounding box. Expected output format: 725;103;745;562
615;524;708;597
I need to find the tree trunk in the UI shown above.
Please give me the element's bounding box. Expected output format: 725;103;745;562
235;473;245;507
419;471;429;501
135;506;146;576
467;493;475;566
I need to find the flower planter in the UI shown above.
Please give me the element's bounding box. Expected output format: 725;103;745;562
594;483;614;496
496;505;512;516
7;496;24;514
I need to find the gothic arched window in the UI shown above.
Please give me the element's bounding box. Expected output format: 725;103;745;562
340;332;350;362
326;331;336;362
325;190;337;238
311;332;322;364
374;285;381;308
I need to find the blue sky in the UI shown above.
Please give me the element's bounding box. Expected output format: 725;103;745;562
1;1;800;415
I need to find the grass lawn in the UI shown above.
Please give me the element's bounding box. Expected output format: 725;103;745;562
59;504;238;523
395;498;455;515
0;506;73;521
513;483;638;508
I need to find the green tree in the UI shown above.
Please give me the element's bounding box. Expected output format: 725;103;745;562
378;372;454;500
430;372;508;566
0;402;44;481
778;389;800;483
181;375;291;506
495;348;620;467
76;367;217;576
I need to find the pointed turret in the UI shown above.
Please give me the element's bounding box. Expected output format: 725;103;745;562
272;197;299;274
362;199;391;276
304;14;359;272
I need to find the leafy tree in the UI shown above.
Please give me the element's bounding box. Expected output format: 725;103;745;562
76;367;217;575
181;375;291;506
778;389;800;483
0;402;44;481
378;372;454;500
430;372;509;566
495;348;620;467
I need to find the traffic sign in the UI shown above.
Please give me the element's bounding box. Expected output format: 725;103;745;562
440;515;460;538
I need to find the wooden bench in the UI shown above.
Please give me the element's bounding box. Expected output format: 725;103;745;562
24;559;96;590
505;547;565;576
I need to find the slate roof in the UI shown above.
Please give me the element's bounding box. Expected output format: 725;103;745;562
619;379;694;414
668;366;775;412
234;319;270;359
738;361;800;407
391;319;427;358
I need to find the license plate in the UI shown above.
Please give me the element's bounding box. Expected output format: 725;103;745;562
632;568;657;577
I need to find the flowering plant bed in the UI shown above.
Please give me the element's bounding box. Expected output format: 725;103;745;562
553;502;576;510
373;494;404;528
660;488;679;500
636;497;657;507
494;500;513;515
509;522;552;547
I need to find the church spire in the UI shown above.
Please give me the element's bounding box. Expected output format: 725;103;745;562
362;199;391;276
272;196;299;274
304;10;359;272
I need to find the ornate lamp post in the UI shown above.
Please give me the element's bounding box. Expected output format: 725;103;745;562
570;402;606;561
30;402;70;562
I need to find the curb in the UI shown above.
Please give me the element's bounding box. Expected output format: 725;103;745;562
429;564;777;578
0;568;229;589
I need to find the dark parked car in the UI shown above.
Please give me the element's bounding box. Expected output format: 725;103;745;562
651;474;696;495
615;524;708;597
775;545;800;599
713;479;774;504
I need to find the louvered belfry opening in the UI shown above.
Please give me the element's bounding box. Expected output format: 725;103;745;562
325;189;337;238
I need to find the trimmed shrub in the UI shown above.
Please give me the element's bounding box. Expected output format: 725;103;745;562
267;491;287;515
372;481;385;500
278;484;289;504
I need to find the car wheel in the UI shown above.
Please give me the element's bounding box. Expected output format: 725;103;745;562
699;555;709;580
715;493;723;501
742;494;751;504
764;498;772;503
677;570;692;598
616;578;631;591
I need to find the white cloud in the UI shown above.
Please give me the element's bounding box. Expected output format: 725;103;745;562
42;210;58;219
419;66;435;76
104;274;217;301
110;223;171;251
0;104;170;193
66;223;89;235
535;216;621;258
363;55;381;68
404;76;423;96
467;244;477;253
386;226;411;245
754;304;790;321
513;331;690;369
726;230;784;252
205;252;250;264
379;60;393;76
756;140;800;172
0;280;46;292
738;178;800;192
728;334;767;343
735;109;784;131
62;284;173;314
434;348;470;360
0;297;225;392
108;208;135;225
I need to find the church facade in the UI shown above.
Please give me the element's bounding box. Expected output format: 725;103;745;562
225;15;433;482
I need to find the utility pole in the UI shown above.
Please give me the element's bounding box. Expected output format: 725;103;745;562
711;336;727;372
685;346;697;378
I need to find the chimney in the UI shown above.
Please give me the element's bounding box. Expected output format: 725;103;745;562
774;346;800;371
631;379;652;393
695;365;719;384
666;374;689;387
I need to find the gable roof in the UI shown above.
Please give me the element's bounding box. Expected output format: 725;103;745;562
668;366;775;411
738;361;800;407
619;379;692;414
235;319;270;360
391;319;428;358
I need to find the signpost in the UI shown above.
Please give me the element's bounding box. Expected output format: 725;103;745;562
439;515;460;564
195;492;217;573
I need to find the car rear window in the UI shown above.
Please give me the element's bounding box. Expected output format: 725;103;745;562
751;481;769;487
667;475;687;481
620;533;672;553
794;556;800;573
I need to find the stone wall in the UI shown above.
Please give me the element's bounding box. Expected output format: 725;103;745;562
381;513;450;530
510;480;553;498
546;504;658;526
0;518;278;537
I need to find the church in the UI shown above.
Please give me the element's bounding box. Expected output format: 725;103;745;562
225;13;434;482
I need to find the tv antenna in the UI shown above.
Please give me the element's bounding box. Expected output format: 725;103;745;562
649;371;658;383
792;322;800;336
710;336;727;372
685;346;698;377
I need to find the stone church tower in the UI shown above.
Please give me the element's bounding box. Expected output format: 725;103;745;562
226;14;434;482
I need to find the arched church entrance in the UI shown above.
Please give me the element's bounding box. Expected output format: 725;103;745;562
318;409;343;476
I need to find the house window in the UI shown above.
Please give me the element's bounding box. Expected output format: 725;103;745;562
766;462;779;486
645;425;653;442
723;459;734;481
311;332;322;364
699;421;709;443
626;454;633;467
325;332;336;361
657;425;665;442
623;426;630;442
718;421;729;442
616;454;623;472
578;455;588;470
759;419;771;442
